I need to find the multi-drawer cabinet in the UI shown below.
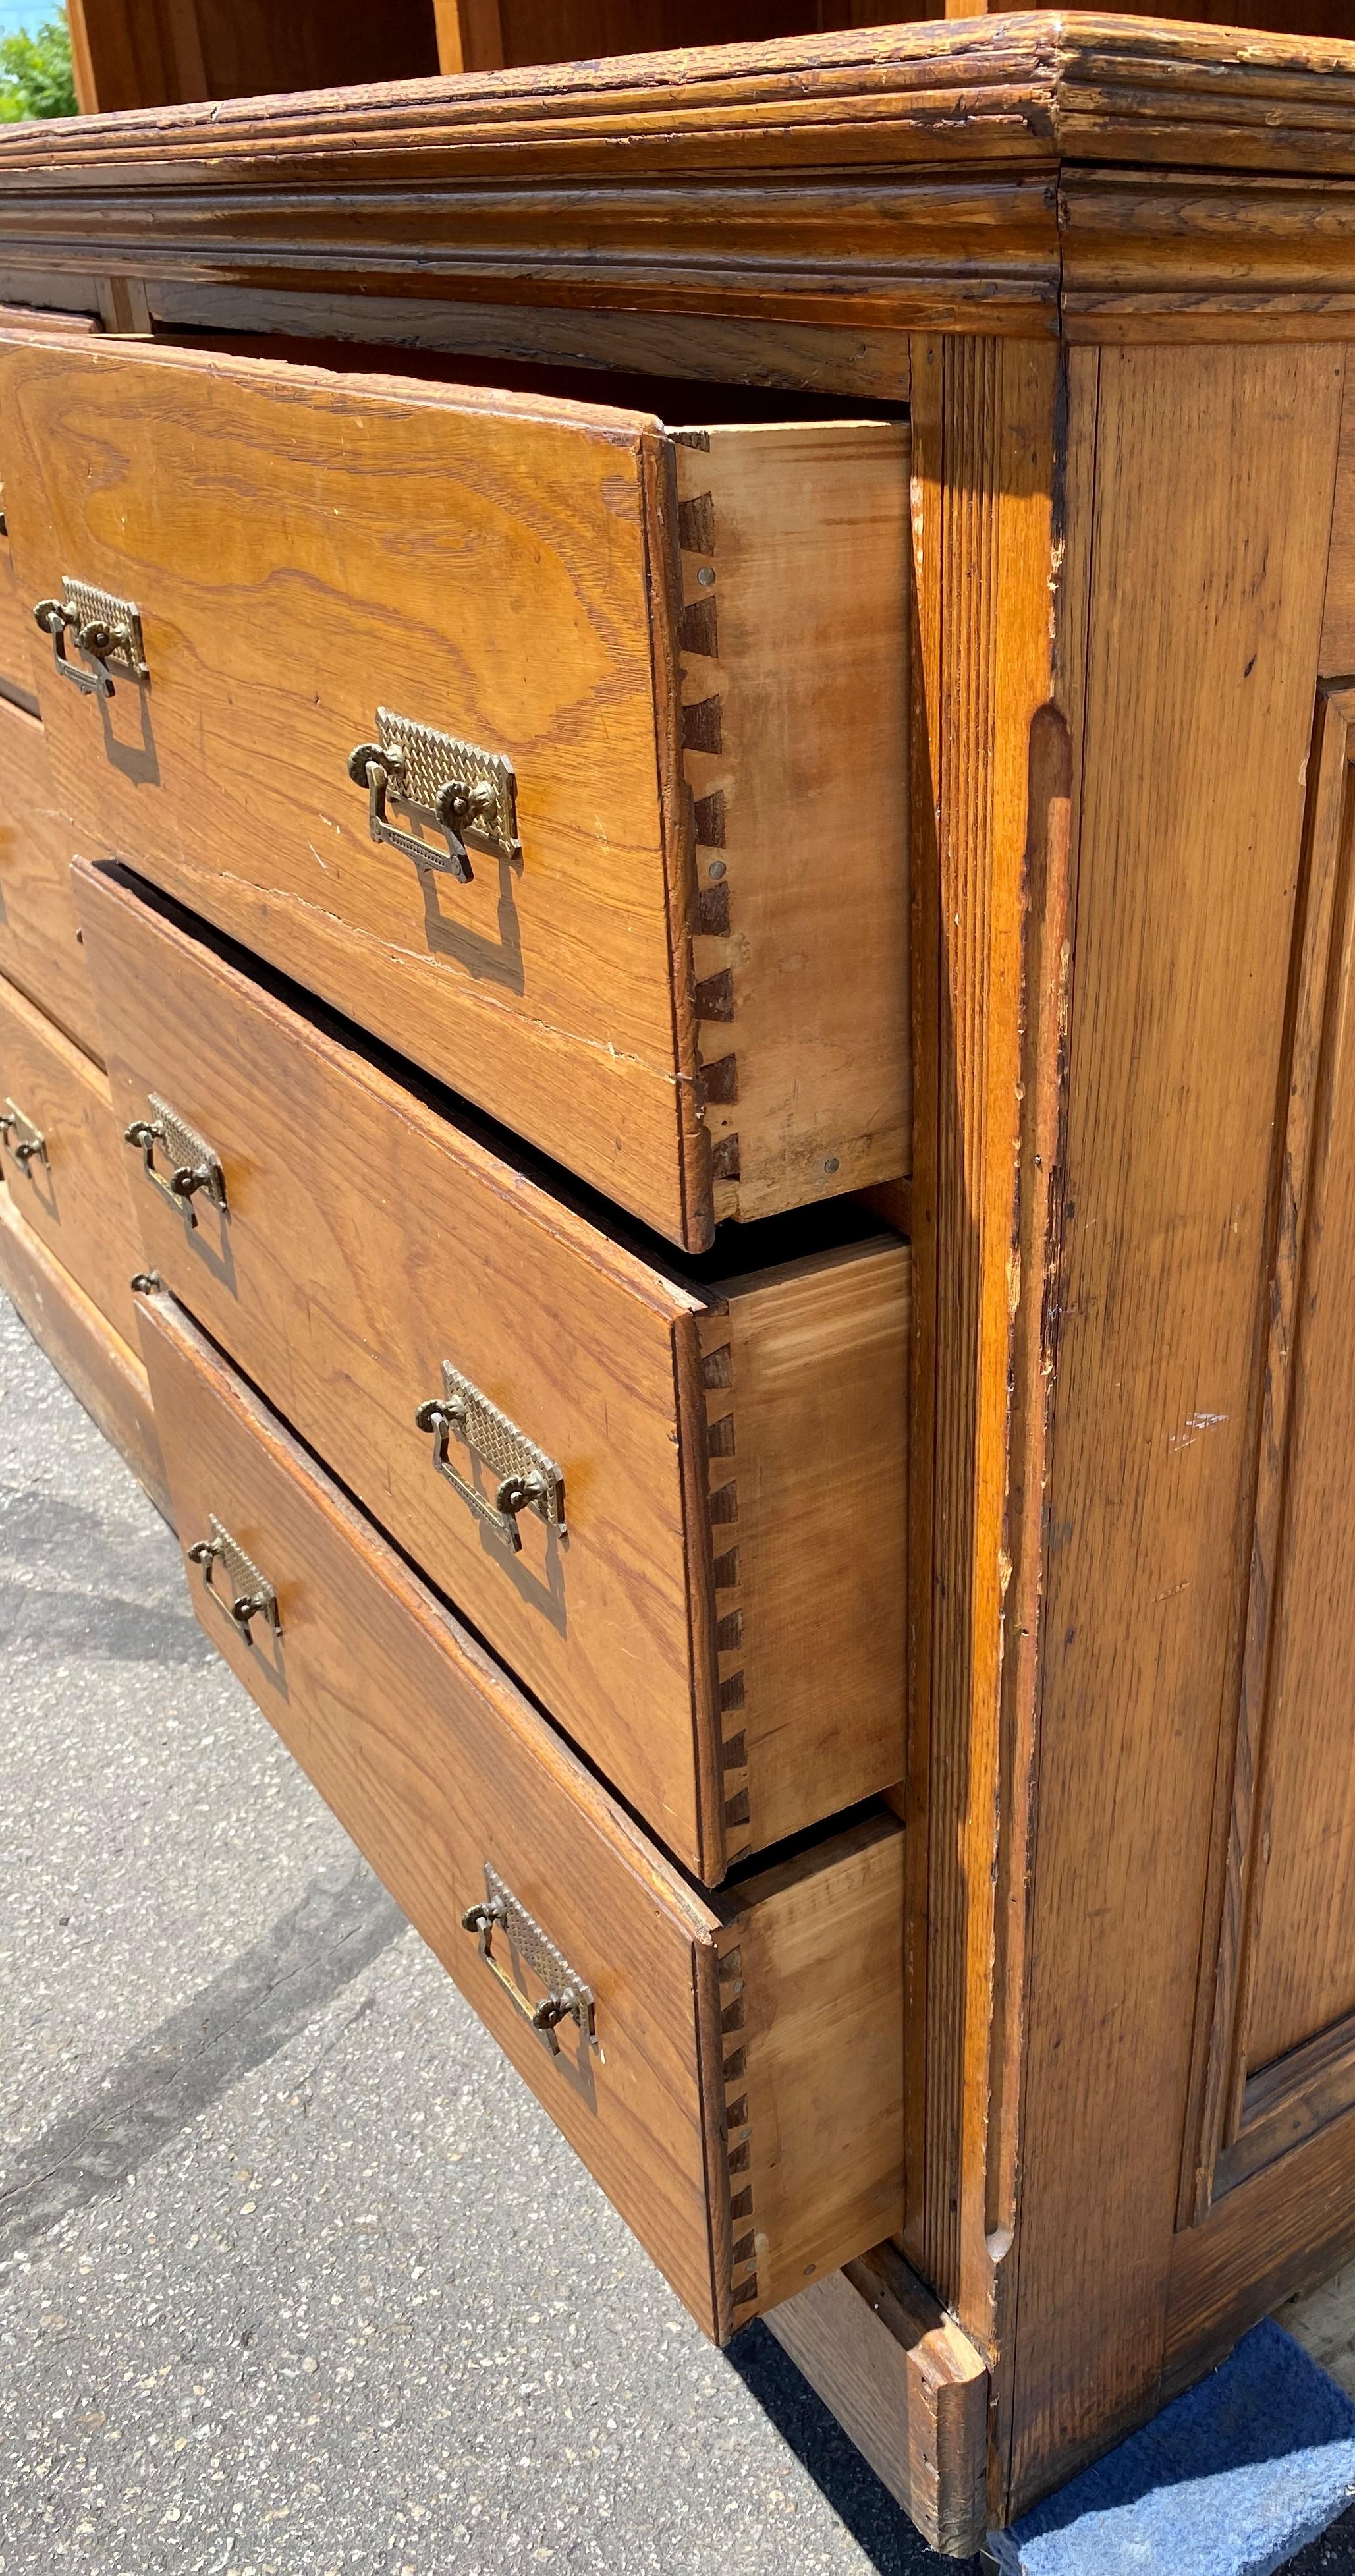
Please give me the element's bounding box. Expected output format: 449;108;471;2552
0;331;910;1251
76;856;908;1883
137;1279;906;2339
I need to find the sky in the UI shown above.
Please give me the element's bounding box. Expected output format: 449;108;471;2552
0;3;56;34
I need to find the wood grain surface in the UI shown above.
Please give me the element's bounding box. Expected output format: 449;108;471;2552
1005;343;1344;2511
7;332;910;1246
0;1180;167;1516
136;1282;905;2340
0;698;101;1058
1;330;711;1246
676;420;910;1226
0;969;141;1341
77;858;909;1884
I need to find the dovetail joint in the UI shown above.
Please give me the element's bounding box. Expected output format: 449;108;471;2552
677;469;738;1208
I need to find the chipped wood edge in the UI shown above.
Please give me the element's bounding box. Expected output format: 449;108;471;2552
765;2241;989;2558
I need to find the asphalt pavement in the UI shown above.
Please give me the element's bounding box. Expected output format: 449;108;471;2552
2;1283;1353;2576
0;1287;976;2576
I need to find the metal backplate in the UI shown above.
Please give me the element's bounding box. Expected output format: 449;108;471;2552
441;1361;565;1529
1;1098;47;1165
61;576;147;679
377;707;519;860
479;1864;597;2055
199;1515;280;1637
150;1092;227;1211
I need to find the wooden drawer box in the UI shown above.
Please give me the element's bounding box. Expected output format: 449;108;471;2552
0;970;138;1341
0;696;101;1058
76;858;908;1886
138;1281;906;2341
1;331;909;1252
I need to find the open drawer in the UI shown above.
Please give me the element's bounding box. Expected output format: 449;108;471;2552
136;1281;906;2341
77;858;908;1886
1;330;909;1250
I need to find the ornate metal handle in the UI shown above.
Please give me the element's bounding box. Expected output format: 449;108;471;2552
0;1098;47;1170
123;1094;226;1229
34;580;147;702
187;1517;280;1642
346;706;518;884
414;1362;564;1554
460;1866;597;2059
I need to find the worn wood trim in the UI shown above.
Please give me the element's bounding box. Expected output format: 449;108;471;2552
1181;679;1355;2226
765;2241;988;2559
8;18;1355;186
0;1181;167;1517
905;337;1063;2376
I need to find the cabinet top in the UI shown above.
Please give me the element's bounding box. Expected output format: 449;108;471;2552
1;14;1352;180
0;14;1353;345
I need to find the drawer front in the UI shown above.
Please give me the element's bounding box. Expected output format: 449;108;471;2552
3;334;909;1251
0;506;36;707
137;1283;906;2339
77;859;909;1884
0;698;101;1056
0;971;138;1340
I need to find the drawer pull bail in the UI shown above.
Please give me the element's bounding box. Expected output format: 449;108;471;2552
346;707;519;884
123;1093;227;1228
0;1098;47;1169
34;580;147;701
461;1865;597;2059
414;1362;564;1554
188;1517;281;1642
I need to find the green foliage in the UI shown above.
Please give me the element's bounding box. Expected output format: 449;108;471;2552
0;16;77;124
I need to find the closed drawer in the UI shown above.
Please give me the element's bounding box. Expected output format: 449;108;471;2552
0;697;100;1056
0;505;36;708
0;971;138;1341
137;1281;905;2340
3;332;909;1251
76;858;908;1886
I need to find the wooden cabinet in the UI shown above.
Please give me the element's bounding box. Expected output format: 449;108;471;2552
137;1278;906;2339
76;854;908;1882
8;11;1355;2558
1;334;908;1248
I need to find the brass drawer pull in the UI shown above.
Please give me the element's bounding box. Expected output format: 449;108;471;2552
187;1515;280;1642
414;1361;564;1554
123;1093;226;1226
461;1865;597;2059
346;706;518;884
0;1097;47;1170
33;578;147;702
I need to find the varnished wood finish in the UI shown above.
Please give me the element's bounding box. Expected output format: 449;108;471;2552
77;858;908;1884
6;333;909;1250
0;1183;166;1516
0;700;101;1058
0;971;141;1342
765;2242;987;2558
137;1281;906;2340
1004;345;1344;2508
